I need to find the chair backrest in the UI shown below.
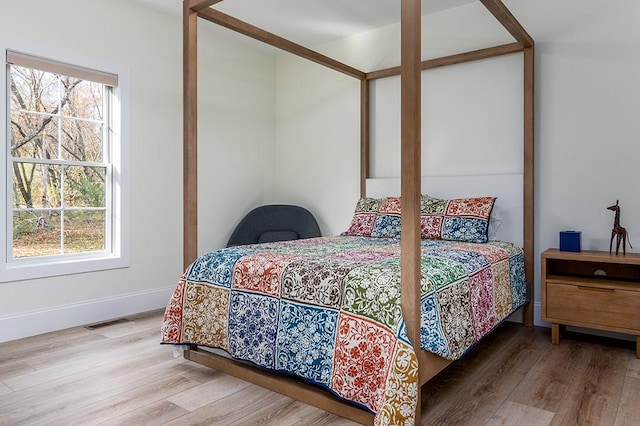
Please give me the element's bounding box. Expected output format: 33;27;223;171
226;204;321;247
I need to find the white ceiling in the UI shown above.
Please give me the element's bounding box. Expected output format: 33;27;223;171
131;0;476;46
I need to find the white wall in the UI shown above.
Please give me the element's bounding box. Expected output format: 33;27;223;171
274;54;361;234
506;0;640;327
0;0;275;341
274;2;523;239
196;25;276;252
273;0;640;328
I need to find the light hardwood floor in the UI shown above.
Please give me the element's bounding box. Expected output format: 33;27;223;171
0;310;638;425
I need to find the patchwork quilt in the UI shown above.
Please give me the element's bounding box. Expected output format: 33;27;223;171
161;236;526;425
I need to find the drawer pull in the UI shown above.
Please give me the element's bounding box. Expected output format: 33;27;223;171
577;286;614;293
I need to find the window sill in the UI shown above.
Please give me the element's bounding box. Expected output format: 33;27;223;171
0;253;130;283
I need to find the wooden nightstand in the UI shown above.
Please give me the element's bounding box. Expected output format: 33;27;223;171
541;248;640;358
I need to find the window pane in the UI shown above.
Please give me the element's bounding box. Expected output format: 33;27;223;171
61;118;103;162
6;54;119;270
64;210;105;253
13;210;61;258
10;66;59;113
63;166;106;207
12;163;61;208
61;78;103;120
10;111;59;158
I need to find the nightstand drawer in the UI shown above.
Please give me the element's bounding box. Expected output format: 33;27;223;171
546;282;640;332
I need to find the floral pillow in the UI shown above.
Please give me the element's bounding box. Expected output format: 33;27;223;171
345;194;496;243
344;196;402;238
421;195;496;243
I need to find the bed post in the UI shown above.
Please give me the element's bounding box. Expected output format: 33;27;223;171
183;1;198;270
360;79;370;198
523;45;535;327
480;0;535;327
400;0;422;420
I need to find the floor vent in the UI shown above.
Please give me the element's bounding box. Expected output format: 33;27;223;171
85;318;129;330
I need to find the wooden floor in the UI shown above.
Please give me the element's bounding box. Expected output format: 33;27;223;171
1;310;638;425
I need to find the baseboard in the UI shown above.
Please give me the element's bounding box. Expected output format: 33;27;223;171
506;301;543;326
533;301;544;327
0;287;174;343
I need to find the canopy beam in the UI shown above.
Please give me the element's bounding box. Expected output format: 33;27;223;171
197;7;366;80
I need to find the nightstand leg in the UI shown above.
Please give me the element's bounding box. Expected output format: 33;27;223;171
551;323;562;345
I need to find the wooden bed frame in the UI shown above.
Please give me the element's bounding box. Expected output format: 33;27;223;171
180;0;534;423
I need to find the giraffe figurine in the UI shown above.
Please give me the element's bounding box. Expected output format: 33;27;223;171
607;200;632;255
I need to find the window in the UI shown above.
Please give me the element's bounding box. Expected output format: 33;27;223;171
2;49;129;281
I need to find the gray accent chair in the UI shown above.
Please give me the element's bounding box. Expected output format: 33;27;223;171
226;204;321;247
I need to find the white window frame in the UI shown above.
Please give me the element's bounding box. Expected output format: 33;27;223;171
1;39;130;282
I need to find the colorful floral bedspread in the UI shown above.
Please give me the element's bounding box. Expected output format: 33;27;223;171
161;236;526;425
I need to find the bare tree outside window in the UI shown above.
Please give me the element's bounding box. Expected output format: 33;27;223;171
9;64;110;258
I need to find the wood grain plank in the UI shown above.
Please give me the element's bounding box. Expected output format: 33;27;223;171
260;400;359;426
3;329;161;391
0;354;189;419
626;356;640;379
162;384;285;425
0;312;162;377
98;400;189;426
562;346;627;426
0;312;157;369
1;360;194;424
92;311;163;339
614;376;640;426
167;373;251;411
487;400;554;426
508;339;591;412
0;323;99;353
421;323;547;425
0;360;35;382
511;338;626;425
53;375;200;425
0;345;178;411
0;381;12;396
170;358;223;384
17;328;156;371
184;348;375;424
222;391;308;425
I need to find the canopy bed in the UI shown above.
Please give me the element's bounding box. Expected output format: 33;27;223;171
163;0;534;424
